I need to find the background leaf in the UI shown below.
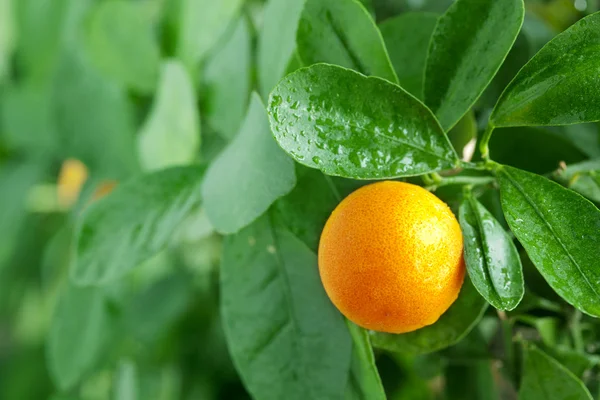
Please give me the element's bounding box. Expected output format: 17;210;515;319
257;0;307;97
553;159;600;203
491;12;600;127
379;12;438;99
345;321;386;400
221;214;352;400
370;277;487;355
138;60;200;171
0;0;15;82
85;0;160;93
72;166;204;285
497;165;600;316
112;360;138;400
519;343;593;400
202;16;251;140
202;93;296;234
424;0;524;131
297;0;397;83
459;194;524;310
268;64;458;179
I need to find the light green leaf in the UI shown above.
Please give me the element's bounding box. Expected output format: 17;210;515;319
72;166;204;285
553;159;600;203
379;12;438;99
519;343;593;400
0;0;15;82
424;0;524;131
47;284;111;390
345;321;386;400
491;12;600;127
370;277;487;355
296;0;397;83
202;93;296;234
221;214;352;400
85;0;160;93
268;64;458;179
459;194;524;311
113;360;138;400
176;0;243;67
257;0;307;97
138;60;200;171
202;16;251;140
497;165;600;316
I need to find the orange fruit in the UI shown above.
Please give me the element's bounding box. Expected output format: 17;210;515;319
318;181;465;334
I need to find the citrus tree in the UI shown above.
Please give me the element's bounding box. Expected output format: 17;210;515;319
0;0;599;399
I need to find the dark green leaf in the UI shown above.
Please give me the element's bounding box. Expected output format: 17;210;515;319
560;123;600;159
202;16;251;140
176;0;243;67
379;12;438;99
297;0;397;83
491;12;600;127
519;343;593;400
445;361;499;400
553;159;600;203
459;194;524;311
138;60;200;171
370;277;487;355
345;321;386;400
268;64;458;179
424;0;524;131
541;345;595;378
497;165;600;316
257;0;307;97
47;284;111;390
72;166;205;285
202;93;296;234
85;0;160;93
221;214;352;400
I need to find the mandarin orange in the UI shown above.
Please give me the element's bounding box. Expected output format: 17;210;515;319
318;181;465;334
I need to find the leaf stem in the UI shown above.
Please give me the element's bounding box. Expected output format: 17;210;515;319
426;175;496;191
479;124;496;161
570;310;585;353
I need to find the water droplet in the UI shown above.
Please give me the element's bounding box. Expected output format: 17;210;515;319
312;156;321;164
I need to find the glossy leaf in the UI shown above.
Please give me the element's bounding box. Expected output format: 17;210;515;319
138;60;200;171
497;165;600;316
492;12;600;127
47;284;111;390
519;343;593;400
268;64;458;179
379;12;438;99
72;166;204;285
85;0;160;93
424;0;524;131
221;215;352;400
176;0;243;67
202;16;251;140
345;321;386;400
296;0;397;83
257;0;307;97
459;194;524;311
202;93;296;234
370;277;487;355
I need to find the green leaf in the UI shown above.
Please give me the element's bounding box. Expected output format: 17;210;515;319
553;159;600;203
176;0;243;67
459;194;524;311
72;166;204;285
447;111;477;161
202;93;296;234
138;60;200;171
379;12;438;99
267;64;458;179
0;0;15;82
202;16;251;140
257;0;307;97
113;360;138;400
491;12;600;127
85;0;160;93
345;321;386;400
296;0;397;83
47;284;111;390
496;165;600;316
221;214;352;400
519;343;593;400
370;277;487;355
445;361;499;400
424;0;524;131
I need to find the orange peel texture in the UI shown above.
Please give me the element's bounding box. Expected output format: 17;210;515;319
318;181;465;334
